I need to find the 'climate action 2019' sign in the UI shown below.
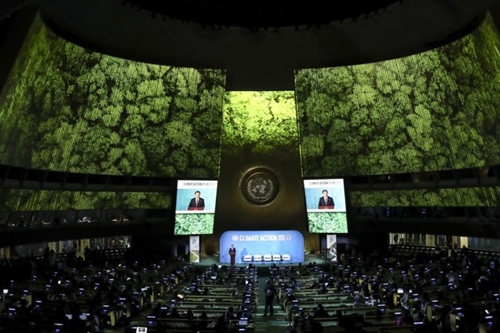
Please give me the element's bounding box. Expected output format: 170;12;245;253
219;230;304;264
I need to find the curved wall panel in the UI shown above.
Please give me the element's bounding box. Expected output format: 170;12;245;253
350;186;500;208
0;15;226;178
296;14;500;177
0;189;171;211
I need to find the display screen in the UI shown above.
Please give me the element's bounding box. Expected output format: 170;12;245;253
174;180;218;235
0;189;171;211
303;179;348;233
296;14;500;177
349;186;500;207
221;91;299;152
0;15;225;178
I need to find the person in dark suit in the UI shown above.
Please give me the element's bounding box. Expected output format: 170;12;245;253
188;191;205;210
318;190;335;209
228;244;236;266
264;280;276;316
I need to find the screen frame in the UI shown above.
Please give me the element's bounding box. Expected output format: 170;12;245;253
174;179;219;235
303;178;349;234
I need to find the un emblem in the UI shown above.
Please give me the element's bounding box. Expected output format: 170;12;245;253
241;167;280;205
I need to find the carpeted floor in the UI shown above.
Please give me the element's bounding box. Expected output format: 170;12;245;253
255;274;290;333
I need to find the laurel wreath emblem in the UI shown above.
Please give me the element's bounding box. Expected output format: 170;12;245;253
241;168;279;205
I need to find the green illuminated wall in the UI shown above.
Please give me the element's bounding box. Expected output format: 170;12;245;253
222;91;299;152
214;91;309;232
0;189;171;211
0;16;225;178
296;15;500;177
350;187;500;207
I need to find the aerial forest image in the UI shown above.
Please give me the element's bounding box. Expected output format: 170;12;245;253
0;15;226;179
0;189;171;211
221;91;299;153
296;15;500;177
349;186;500;208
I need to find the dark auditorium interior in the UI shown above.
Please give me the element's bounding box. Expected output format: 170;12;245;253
2;0;500;332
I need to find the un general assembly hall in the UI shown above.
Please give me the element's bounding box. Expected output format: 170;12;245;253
2;0;500;332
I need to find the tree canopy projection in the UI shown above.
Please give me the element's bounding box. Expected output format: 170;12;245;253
296;15;500;177
0;189;171;211
349;186;500;207
222;91;299;153
0;15;226;179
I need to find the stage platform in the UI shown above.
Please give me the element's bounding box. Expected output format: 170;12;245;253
192;253;328;268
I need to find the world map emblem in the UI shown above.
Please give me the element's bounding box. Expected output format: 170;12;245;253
241;167;280;205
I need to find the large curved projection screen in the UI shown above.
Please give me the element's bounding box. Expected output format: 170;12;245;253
296;14;500;177
0;16;225;178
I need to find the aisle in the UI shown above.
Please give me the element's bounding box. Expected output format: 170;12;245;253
255;275;290;333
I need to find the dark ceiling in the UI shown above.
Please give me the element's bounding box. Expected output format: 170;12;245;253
122;0;400;28
20;0;500;89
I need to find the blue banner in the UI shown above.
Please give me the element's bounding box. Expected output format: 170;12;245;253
219;230;304;264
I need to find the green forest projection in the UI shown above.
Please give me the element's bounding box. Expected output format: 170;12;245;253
296;15;500;177
174;214;214;235
0;189;171;211
222;91;299;153
349;187;500;207
0;16;225;178
308;212;348;233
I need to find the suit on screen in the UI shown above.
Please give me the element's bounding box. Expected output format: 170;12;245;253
318;197;335;208
188;198;205;210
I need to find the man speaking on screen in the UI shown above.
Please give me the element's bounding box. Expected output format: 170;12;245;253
318;190;335;209
188;191;205;210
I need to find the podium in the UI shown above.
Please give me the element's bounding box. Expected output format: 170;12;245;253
187;207;204;211
318;206;334;210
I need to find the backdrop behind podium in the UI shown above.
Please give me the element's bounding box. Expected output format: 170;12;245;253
219;230;304;264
